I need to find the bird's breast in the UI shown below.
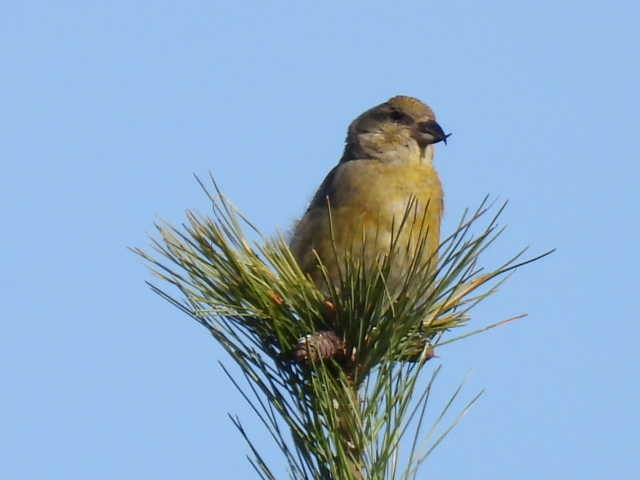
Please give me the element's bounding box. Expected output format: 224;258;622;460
330;160;443;223
290;160;444;290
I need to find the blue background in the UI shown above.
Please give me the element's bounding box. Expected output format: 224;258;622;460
2;1;638;478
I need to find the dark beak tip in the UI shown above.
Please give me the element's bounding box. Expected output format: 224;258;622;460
417;120;451;145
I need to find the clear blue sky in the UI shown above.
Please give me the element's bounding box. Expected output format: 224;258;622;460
2;1;638;478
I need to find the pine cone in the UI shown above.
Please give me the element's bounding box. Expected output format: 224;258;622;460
291;330;346;363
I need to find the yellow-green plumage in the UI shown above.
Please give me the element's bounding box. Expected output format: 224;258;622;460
290;96;447;294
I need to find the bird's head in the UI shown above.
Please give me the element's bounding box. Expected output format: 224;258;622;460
340;95;450;165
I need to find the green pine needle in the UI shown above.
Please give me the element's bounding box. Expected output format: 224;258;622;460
133;177;553;480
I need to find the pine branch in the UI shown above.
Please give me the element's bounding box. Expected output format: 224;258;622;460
133;177;552;480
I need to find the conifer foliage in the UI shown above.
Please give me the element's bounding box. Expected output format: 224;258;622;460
134;176;551;480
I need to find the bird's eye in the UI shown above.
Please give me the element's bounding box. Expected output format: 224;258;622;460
388;110;413;125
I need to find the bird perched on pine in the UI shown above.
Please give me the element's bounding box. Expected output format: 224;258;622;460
290;95;450;299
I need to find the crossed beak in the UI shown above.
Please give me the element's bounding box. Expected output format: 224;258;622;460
414;120;452;146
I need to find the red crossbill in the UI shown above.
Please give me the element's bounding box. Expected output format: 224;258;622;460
290;96;449;294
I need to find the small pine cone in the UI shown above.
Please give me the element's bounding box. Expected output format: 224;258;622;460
291;330;346;363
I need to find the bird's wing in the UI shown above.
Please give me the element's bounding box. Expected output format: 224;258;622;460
306;164;341;213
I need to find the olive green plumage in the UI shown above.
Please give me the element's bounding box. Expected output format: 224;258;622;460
290;96;449;293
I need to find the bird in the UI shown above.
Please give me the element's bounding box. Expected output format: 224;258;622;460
290;95;449;297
